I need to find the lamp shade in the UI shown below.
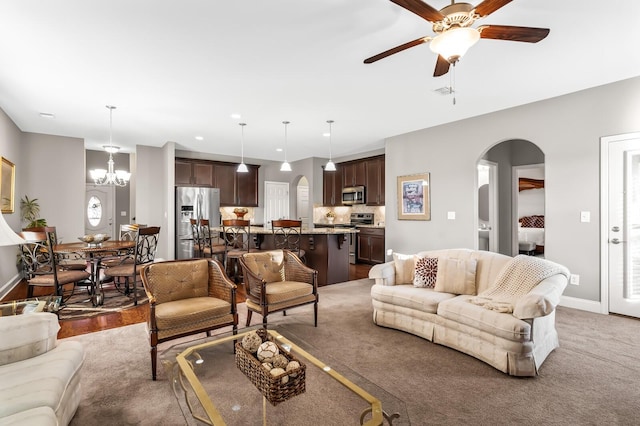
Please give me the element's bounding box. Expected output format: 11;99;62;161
429;27;480;63
325;160;336;172
0;213;25;246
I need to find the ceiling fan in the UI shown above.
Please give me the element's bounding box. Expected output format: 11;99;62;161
364;0;550;76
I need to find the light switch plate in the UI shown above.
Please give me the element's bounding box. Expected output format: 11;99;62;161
580;211;590;223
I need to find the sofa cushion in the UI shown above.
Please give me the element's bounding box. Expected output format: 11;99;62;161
393;253;415;284
413;256;437;288
434;257;477;295
0;406;58;426
0;340;84;420
371;284;456;314
437;296;531;342
0;313;60;366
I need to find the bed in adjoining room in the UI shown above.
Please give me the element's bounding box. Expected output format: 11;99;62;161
518;214;544;255
517;176;545;256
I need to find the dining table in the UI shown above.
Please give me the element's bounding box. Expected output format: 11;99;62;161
53;240;135;306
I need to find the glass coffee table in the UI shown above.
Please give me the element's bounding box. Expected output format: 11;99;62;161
160;325;406;425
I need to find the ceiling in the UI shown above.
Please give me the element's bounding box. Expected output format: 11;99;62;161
1;0;639;163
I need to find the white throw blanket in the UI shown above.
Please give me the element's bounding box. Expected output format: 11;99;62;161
469;255;570;313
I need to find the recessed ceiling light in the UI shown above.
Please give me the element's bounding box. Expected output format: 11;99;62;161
276;148;283;152
39;112;55;119
230;113;241;120
323;132;330;137
195;136;204;141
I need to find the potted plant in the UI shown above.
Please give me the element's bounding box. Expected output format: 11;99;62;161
325;210;336;224
20;196;47;229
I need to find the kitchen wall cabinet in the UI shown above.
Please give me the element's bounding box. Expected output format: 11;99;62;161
175;158;259;207
342;161;366;188
365;155;385;206
357;227;385;264
323;165;343;206
175;159;214;186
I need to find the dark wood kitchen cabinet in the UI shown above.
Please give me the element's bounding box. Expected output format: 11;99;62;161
342;161;366;188
366;155;385;206
323;165;343;206
357;227;385;264
175;158;259;207
175;159;214;186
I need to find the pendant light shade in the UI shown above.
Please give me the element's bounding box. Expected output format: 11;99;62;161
325;120;336;171
280;120;292;172
237;122;248;173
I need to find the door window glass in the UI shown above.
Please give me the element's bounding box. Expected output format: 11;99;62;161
87;195;102;227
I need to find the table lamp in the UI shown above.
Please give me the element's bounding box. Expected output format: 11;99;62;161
0;213;25;246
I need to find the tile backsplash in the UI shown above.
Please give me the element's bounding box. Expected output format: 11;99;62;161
313;205;385;226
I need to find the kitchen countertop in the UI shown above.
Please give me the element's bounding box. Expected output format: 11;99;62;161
212;226;358;235
313;223;385;229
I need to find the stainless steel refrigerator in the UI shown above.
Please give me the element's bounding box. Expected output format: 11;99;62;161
175;187;220;259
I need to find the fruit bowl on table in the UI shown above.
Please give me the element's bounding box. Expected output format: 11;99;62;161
78;234;111;245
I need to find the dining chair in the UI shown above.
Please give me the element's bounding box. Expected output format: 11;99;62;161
141;258;238;380
199;219;226;262
103;226;161;305
271;219;306;262
23;226;87;271
222;219;252;283
239;249;318;328
19;230;90;302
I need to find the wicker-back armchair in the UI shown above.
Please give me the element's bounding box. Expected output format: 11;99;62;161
239;250;318;328
141;258;238;380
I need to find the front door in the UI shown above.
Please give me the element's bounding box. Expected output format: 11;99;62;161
604;134;640;318
85;185;115;237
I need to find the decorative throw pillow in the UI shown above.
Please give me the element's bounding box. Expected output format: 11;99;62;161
393;253;415;284
413;257;438;288
434;258;478;295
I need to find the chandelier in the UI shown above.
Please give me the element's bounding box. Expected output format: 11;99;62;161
90;105;131;187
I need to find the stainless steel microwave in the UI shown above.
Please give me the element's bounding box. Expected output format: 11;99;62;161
342;186;365;205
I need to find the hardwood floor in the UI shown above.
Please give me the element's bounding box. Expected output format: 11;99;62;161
1;263;373;339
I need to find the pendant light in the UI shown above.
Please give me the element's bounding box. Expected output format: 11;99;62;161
237;122;248;173
325;120;336;171
90;105;131;186
280;120;292;172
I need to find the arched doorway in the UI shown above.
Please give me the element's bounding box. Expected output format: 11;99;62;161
477;140;545;256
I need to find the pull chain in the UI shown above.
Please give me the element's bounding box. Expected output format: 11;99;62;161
450;63;456;105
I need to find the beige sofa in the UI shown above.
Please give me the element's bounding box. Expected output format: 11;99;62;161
369;249;569;376
0;313;84;425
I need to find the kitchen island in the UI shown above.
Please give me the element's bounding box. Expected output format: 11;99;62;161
214;226;355;286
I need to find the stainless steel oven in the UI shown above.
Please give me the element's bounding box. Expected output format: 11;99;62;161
343;213;374;264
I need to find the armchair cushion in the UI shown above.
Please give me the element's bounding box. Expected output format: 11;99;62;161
241;251;284;282
264;281;313;304
155;297;232;331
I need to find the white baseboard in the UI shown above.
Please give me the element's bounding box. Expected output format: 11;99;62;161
0;274;23;300
559;295;605;314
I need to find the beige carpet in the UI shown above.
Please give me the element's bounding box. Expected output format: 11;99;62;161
65;279;640;425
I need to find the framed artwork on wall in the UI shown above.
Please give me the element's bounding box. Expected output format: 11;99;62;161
397;173;430;221
1;157;15;214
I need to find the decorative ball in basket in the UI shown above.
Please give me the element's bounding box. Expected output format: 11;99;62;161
235;329;306;406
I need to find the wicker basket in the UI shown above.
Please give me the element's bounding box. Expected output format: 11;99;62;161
235;329;306;406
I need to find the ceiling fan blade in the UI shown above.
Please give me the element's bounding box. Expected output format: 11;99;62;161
364;36;430;64
433;55;450;77
390;0;444;23
478;25;550;43
473;0;513;17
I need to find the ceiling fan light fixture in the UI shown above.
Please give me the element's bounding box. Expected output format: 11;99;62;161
429;27;480;63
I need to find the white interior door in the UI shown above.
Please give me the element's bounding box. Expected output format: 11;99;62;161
264;181;289;228
296;184;310;228
606;137;640;317
477;160;498;252
85;185;115;237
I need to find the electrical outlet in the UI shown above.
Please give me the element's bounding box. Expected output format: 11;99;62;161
569;274;580;285
386;249;393;256
447;211;456;220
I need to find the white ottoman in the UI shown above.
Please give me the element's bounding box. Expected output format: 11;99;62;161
518;241;536;255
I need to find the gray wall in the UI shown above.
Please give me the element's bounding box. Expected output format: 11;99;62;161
0;115;86;296
385;76;640;309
